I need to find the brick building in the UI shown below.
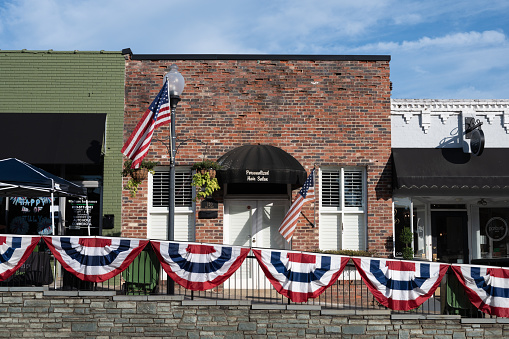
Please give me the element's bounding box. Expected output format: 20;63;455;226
122;51;393;256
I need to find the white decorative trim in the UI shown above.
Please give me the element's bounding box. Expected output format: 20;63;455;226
402;112;413;123
437;112;452;124
392;99;509;134
421;109;430;134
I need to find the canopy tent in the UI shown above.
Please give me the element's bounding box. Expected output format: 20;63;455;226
0;158;87;235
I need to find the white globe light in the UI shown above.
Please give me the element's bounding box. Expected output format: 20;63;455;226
164;64;185;96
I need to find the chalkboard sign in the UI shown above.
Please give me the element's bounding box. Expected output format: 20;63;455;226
65;187;101;235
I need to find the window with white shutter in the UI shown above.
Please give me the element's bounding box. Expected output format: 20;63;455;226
148;167;195;241
152;171;193;207
319;167;366;251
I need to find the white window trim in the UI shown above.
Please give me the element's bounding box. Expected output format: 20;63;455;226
147;166;195;241
148;166;195;214
318;167;367;250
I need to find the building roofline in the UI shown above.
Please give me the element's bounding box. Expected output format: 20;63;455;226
0;49;121;55
121;49;390;62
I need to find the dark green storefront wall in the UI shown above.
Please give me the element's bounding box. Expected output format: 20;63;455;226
0;50;125;235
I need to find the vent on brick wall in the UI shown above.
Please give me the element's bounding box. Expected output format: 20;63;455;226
152;170;193;207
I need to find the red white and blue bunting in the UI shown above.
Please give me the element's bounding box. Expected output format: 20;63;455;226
151;241;250;291
353;258;448;311
44;236;148;282
253;249;349;302
0;235;40;281
452;264;509;317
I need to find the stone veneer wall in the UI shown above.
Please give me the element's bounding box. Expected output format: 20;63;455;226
1;289;507;338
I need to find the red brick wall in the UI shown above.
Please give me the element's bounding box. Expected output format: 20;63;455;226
123;56;392;257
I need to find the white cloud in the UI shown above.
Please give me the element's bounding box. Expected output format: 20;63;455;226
357;30;507;52
1;0;508;99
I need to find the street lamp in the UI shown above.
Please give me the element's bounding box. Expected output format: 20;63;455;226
163;64;185;242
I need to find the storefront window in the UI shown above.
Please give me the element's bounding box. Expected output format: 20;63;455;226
3;197;57;235
479;208;509;259
394;198;428;259
394;197;411;258
413;202;427;259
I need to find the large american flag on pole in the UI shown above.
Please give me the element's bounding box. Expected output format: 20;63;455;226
278;169;315;242
121;81;170;169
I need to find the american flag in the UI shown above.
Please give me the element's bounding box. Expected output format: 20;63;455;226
121;81;170;169
278;168;315;242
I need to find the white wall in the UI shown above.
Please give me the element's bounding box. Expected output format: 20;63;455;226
392;99;509;150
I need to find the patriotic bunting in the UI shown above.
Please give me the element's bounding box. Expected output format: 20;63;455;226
253;249;349;302
0;235;40;281
44;236;148;282
352;258;448;310
452;264;509;317
151;241;249;291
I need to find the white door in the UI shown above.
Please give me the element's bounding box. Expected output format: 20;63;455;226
224;200;290;289
224;200;290;249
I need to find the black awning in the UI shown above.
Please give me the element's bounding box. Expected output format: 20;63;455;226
217;145;307;189
0;113;105;164
393;148;509;195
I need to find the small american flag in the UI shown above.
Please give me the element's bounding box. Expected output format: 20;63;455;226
278;169;315;242
121;81;170;169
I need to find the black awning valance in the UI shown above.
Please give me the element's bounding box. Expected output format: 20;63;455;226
393;148;509;195
217;145;307;189
0;113;106;164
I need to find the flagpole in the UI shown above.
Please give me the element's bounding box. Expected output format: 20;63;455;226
164;64;185;295
167;77;175;243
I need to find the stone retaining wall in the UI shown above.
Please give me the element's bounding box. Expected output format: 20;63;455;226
0;288;507;338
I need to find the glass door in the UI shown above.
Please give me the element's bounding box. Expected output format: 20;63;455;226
431;211;469;263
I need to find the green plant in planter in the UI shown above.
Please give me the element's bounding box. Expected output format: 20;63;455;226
400;227;414;260
191;160;222;172
122;159;159;197
191;160;221;201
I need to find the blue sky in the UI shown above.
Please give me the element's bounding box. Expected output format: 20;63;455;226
1;0;508;99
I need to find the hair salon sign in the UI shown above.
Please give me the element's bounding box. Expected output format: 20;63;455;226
246;170;270;182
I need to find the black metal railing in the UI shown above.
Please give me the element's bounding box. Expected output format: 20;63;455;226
0;248;493;318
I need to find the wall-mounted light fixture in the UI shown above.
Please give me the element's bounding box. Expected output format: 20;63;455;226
477;198;487;206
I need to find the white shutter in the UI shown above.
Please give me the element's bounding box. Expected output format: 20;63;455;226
321;170;340;207
344;170;363;208
319;213;342;251
147;212;195;241
152;171;192;207
147;213;168;240
173;213;195;241
225;202;253;246
342;213;365;250
149;167;194;241
261;203;288;249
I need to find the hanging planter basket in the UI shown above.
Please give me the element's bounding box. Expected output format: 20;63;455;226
131;168;149;182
